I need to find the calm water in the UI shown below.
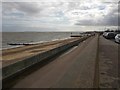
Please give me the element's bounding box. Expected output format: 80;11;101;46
2;32;73;49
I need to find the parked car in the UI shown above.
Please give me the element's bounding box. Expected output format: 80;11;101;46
115;34;120;43
103;32;108;37
103;32;116;39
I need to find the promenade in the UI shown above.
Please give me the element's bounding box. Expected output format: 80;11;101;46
2;34;120;88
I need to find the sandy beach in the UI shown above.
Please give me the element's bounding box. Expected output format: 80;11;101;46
1;37;80;67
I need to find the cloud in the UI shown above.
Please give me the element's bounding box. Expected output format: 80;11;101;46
2;0;119;32
73;2;118;26
2;0;119;3
2;2;41;16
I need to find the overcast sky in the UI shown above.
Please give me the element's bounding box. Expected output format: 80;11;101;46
2;0;119;32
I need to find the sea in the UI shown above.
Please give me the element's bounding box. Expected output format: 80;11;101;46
2;32;78;50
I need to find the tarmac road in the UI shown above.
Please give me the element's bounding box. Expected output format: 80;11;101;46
11;35;119;88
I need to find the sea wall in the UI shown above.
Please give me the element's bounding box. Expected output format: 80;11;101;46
2;36;90;81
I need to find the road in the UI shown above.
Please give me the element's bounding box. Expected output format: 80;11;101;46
10;35;119;88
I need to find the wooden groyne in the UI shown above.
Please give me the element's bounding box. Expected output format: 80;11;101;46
70;35;82;37
7;43;37;46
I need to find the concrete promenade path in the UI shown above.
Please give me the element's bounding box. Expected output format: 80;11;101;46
11;35;119;88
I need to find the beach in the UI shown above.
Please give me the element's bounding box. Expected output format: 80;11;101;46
1;37;80;67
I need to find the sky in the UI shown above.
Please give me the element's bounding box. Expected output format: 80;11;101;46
2;0;119;32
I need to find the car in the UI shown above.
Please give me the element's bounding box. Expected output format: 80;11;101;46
115;34;120;43
103;32;108;37
103;32;116;39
